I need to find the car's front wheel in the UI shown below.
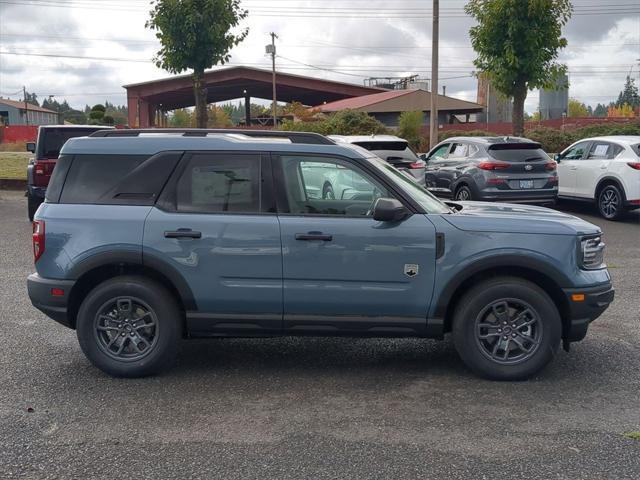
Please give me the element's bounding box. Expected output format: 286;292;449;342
455;185;473;201
597;184;624;220
76;276;181;377
452;277;561;380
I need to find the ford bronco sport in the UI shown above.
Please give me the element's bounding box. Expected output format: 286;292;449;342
27;129;614;380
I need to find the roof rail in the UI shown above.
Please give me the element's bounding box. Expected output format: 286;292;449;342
89;128;335;145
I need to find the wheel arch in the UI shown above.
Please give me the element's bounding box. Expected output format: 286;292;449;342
66;252;195;331
595;176;627;202
432;257;571;339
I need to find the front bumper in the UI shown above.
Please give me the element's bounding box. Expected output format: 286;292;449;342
27;273;75;329
562;282;615;342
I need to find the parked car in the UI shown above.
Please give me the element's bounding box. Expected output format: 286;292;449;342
26;125;114;221
555;136;640;220
329;135;426;186
422;137;558;204
28;129;613;380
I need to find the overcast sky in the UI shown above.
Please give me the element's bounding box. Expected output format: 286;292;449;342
0;0;639;114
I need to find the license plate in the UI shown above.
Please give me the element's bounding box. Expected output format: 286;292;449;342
519;180;534;189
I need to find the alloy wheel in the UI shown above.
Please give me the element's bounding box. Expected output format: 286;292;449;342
599;187;619;219
474;299;542;365
93;297;159;361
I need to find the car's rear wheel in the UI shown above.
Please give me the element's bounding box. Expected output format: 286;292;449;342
76;276;181;377
455;185;473;201
452;277;561;380
597;184;624;220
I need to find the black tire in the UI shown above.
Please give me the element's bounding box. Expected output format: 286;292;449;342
76;276;181;377
597;184;625;220
455;185;473;201
27;194;40;222
452;277;561;381
322;182;335;200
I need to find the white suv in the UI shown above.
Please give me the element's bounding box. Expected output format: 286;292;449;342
556;136;640;220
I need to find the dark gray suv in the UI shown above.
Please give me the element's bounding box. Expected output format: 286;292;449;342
422;137;558;203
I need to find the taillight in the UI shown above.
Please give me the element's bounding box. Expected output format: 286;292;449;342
33;220;45;262
486;178;506;186
478;161;510;171
627;162;640;170
408;161;425;169
545;162;557;171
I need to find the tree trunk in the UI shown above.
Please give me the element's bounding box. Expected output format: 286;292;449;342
193;69;208;128
512;79;527;137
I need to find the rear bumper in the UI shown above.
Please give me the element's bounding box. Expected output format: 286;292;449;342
27;273;75;329
478;189;557;204
562;282;614;342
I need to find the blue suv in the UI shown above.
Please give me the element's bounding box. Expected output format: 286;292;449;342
27;129;614;380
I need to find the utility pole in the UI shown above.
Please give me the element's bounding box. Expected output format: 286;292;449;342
266;32;278;128
429;0;439;149
23;86;29;126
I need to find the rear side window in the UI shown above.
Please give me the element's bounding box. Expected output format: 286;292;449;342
175;154;261;213
449;143;468;158
45;154;73;203
587;142;623;160
488;144;549;162
60;155;149;204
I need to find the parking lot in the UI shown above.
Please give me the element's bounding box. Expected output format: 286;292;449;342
0;189;638;479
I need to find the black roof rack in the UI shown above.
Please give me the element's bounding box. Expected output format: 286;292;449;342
89;128;335;145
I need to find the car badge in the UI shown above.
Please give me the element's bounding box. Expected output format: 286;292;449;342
525;164;533;171
404;264;419;278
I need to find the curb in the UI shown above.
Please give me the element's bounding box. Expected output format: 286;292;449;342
0;179;27;190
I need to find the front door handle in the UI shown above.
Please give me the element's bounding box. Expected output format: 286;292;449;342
295;232;333;241
164;228;202;239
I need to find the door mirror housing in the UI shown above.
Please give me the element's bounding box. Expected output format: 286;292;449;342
26;142;36;153
554;153;561;162
372;198;409;222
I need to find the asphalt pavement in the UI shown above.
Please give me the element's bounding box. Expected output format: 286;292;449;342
1;190;639;479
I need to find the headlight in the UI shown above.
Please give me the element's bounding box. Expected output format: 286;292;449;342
580;235;605;270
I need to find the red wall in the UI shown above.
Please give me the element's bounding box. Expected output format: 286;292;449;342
0;125;38;143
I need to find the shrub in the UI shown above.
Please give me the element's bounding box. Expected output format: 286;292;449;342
91;104;106;113
281;110;387;136
398;111;423;149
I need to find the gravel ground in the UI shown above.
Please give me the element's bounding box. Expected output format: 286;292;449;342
1;190;638;479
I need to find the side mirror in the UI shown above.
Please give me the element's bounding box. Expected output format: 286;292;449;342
419;153;428;162
372;198;409;222
26;142;36;153
554;154;561;162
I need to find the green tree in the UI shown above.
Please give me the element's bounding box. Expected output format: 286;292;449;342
280;110;387;136
616;76;640;109
397;111;423;148
24;90;39;106
146;0;248;128
466;0;572;136
593;103;608;117
567;98;588;117
168;108;194;127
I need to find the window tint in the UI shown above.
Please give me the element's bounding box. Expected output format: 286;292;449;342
60;155;149;204
561;142;590;160
280;156;390;216
449;143;469;158
353;141;408;151
429;143;450;159
39;128;104;158
488;144;549;162
176;154;260;213
45;154;73;203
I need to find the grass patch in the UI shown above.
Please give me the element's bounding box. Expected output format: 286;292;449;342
0;152;29;180
624;431;640;440
0;141;28;152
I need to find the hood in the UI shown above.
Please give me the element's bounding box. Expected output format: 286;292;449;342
442;201;601;236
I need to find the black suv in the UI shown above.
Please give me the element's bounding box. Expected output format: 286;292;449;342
422;137;558;203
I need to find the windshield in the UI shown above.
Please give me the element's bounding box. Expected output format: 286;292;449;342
367;157;451;214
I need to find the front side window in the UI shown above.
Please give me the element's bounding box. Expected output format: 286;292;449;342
429;143;450;159
176;154;260;213
279;156;390;216
561;141;590;160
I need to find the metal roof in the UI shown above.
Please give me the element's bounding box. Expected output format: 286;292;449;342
316;89;484;114
0;98;57;114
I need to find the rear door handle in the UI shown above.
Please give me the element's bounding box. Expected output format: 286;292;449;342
295;232;333;241
164;228;202;239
